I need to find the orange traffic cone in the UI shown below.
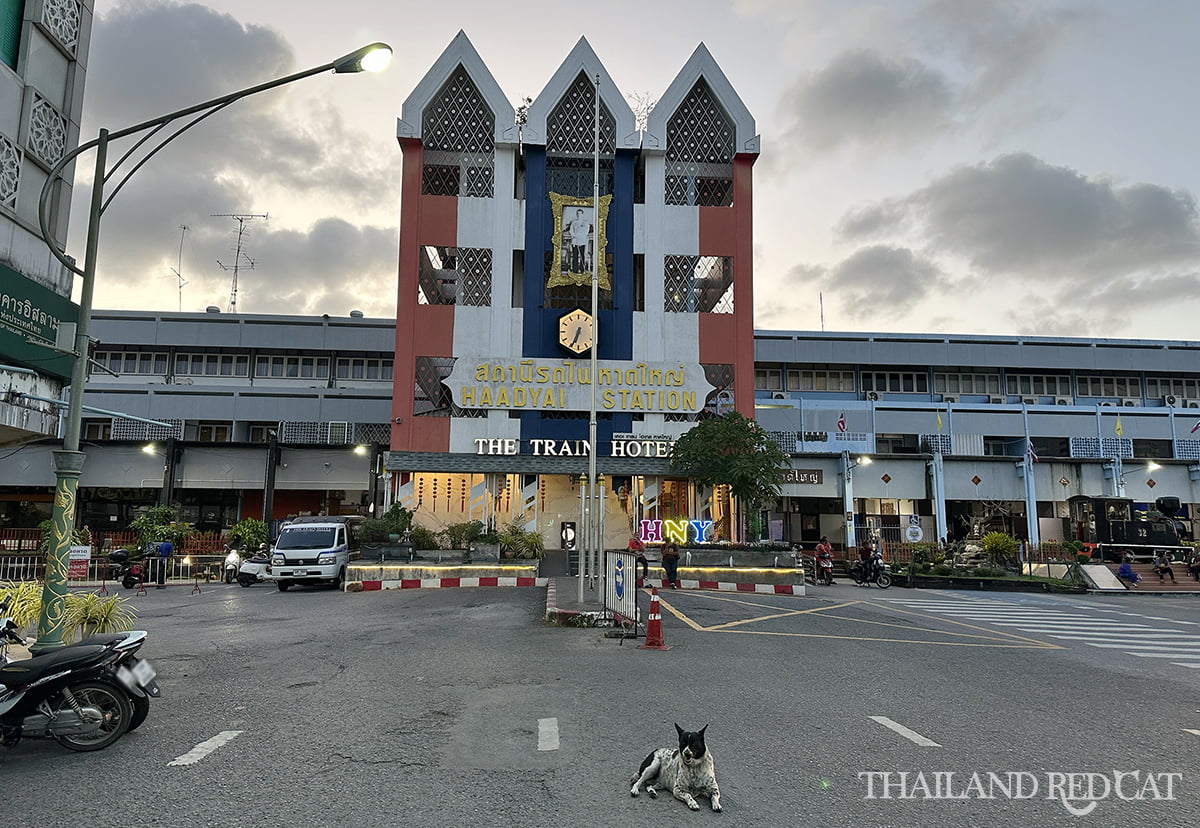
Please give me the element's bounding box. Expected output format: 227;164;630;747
639;588;671;650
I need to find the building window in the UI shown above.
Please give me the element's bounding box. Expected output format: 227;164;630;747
336;358;393;381
664;255;733;313
1005;373;1071;396
247;423;277;443
253;356;329;379
93;350;169;375
1145;377;1200;400
862;371;928;394
82;419;111;440
754;368;782;391
787;369;855;392
0;0;23;70
933;372;1001;395
197;422;231;442
177;353;250;377
1075;375;1141;398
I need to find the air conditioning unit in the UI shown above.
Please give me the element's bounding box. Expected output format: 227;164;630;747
771;392;786;399
942;395;958;403
1099;401;1115;407
988;396;1004;404
1187;400;1200;409
173;377;193;385
1021;397;1037;405
1164;395;1180;407
327;421;349;444
1054;396;1071;405
866;391;880;402
1121;399;1138;407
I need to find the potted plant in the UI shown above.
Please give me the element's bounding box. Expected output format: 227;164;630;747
61;593;138;642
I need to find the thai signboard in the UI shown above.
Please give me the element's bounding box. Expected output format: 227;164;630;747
0;262;78;379
443;357;715;415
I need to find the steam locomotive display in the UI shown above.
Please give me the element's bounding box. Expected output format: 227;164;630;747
1066;495;1191;562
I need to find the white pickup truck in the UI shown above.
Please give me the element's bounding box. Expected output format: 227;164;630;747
270;515;363;591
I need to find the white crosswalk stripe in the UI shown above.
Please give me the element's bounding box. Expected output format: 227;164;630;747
885;597;1199;670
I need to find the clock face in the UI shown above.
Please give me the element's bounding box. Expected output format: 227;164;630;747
558;309;594;354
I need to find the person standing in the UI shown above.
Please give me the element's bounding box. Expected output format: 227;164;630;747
566;208;591;273
662;542;681;589
155;538;173;588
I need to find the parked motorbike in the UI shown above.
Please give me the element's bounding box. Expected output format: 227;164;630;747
237;545;272;587
223;547;243;584
0;603;137;754
0;598;160;737
108;548;147;590
815;551;835;586
851;551;892;589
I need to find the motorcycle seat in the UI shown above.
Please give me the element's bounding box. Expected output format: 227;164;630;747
0;644;110;685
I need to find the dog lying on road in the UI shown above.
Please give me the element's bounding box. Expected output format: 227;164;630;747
630;724;721;812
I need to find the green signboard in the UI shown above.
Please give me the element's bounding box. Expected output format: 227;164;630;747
0;261;78;379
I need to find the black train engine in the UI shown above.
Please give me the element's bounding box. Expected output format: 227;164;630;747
1066;495;1190;562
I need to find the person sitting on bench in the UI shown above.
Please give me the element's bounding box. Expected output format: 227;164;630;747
1153;551;1177;583
1117;561;1141;588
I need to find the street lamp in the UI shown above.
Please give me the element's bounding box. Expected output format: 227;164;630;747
30;42;392;652
841;452;871;549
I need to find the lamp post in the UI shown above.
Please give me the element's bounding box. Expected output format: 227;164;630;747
30;42;392;652
841;451;871;549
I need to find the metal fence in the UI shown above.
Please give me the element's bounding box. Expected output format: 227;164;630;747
0;553;231;584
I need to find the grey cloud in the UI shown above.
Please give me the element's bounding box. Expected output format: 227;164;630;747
820;245;949;318
839;153;1200;283
779;49;957;152
76;1;402;316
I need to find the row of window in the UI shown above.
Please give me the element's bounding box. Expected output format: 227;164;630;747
758;368;1200;399
93;351;393;381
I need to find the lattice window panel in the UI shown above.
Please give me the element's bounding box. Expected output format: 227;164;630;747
664;412;699;422
418;246;491;306
420;66;495;197
769;432;797;454
545;157;614;199
413;357;486;418
354;423;390;445
547;73;617;157
1070;437;1133;459
1175;440;1200;460
41;0;81;55
665;79;734;207
664;256;733;313
28;93;66;168
0;134;19;210
922;434;952;454
280;421;324;443
111;418;183;441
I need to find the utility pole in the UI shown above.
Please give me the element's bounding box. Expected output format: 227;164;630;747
214;212;268;312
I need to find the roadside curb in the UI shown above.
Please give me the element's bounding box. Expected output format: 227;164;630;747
348;576;548;592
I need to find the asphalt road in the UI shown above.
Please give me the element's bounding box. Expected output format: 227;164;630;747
3;581;1199;828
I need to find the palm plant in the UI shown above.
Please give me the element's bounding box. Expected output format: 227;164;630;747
61;593;138;642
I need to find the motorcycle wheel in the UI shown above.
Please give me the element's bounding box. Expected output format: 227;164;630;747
127;693;151;732
237;574;254;587
877;572;892;589
121;576;137;590
55;681;132;752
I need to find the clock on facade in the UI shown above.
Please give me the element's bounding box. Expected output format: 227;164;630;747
558;309;594;354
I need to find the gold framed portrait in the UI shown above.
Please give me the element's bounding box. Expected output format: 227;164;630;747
548;191;612;290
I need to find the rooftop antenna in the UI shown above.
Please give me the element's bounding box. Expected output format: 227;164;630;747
165;224;189;312
213;212;268;313
820;292;825;332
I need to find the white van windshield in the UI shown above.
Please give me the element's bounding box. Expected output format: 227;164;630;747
276;527;337;550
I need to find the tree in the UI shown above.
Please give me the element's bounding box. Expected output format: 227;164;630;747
668;412;789;540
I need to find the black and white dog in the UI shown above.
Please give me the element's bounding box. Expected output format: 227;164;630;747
630;724;722;812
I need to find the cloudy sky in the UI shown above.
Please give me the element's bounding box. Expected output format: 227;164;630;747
73;0;1200;340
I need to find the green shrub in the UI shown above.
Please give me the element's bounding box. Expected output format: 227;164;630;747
359;504;415;543
979;532;1019;567
37;520;91;556
129;506;190;550
227;518;268;552
973;567;1004;578
498;523;545;559
62;593;137;642
442;520;486;549
932;564;955;576
408;526;441;551
0;581;44;630
1075;553;1091;566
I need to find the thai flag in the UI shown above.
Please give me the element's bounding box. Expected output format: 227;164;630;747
1027;440;1039;463
837;411;846;433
